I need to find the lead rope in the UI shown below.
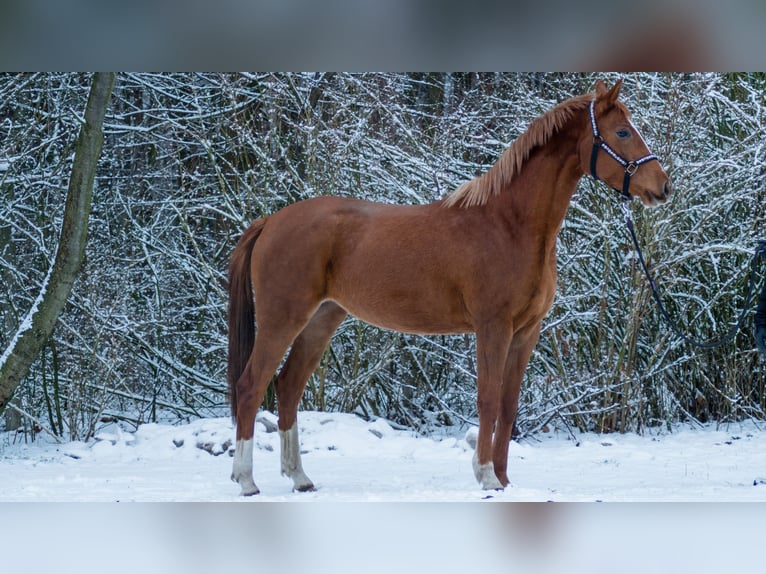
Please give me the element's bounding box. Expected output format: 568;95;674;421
619;200;766;353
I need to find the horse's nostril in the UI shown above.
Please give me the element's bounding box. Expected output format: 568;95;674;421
663;180;672;199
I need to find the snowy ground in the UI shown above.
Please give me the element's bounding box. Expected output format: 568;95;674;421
2;412;765;573
2;410;766;502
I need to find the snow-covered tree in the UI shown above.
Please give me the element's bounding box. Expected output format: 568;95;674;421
2;73;764;439
1;73;115;431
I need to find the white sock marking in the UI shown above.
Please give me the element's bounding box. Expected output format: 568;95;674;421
472;450;504;491
231;439;259;495
279;423;315;491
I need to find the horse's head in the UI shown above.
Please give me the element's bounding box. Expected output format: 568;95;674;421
581;79;672;207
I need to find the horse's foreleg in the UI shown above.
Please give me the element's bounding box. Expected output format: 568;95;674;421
275;302;347;492
473;324;513;490
492;324;541;487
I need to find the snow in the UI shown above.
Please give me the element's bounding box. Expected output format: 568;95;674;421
2;410;766;502
0;264;52;372
2;412;765;573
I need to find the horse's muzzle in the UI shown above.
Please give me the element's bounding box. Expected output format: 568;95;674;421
649;180;672;206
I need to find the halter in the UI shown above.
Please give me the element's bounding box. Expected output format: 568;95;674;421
589;99;658;201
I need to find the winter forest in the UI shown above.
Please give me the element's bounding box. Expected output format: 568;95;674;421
1;72;765;443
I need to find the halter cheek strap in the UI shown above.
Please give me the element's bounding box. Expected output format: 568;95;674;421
589;100;658;201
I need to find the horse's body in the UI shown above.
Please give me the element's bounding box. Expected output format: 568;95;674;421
228;79;671;495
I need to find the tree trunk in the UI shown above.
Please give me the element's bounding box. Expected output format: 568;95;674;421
0;178;21;431
0;72;116;417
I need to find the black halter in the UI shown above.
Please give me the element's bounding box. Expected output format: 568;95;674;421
588;99;658;201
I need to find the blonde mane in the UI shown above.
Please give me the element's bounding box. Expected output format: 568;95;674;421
444;93;595;208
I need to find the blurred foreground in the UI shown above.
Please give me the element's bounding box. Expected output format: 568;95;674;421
1;503;761;574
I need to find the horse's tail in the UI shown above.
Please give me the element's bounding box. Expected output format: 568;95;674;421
228;218;268;419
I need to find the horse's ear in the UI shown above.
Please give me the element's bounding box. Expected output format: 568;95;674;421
595;78;623;105
606;78;623;104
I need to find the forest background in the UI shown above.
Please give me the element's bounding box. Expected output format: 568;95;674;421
1;72;765;442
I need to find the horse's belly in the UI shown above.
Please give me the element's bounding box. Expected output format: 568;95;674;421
345;304;473;335
327;284;473;335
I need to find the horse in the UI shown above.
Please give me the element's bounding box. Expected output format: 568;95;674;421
227;79;671;495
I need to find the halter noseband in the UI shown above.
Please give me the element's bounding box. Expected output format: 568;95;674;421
589;99;658;201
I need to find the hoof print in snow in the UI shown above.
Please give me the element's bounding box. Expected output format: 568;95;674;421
192;425;234;455
172;438;184;448
753;477;766;486
256;411;279;433
196;438;233;456
94;427;134;446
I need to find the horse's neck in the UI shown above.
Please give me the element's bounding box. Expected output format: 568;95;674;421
499;141;582;247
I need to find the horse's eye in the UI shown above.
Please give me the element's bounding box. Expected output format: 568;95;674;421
616;129;631;139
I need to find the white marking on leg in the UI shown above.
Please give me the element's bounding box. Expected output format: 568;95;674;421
231;439;260;496
473;450;504;491
279;423;315;492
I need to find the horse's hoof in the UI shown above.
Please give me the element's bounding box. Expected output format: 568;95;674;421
294;483;316;493
478;472;505;491
473;452;505;490
496;473;511;488
238;480;260;496
232;473;260;496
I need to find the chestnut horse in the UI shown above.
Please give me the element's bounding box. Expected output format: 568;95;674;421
227;79;671;495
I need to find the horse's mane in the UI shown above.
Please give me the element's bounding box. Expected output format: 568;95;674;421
444;93;598;208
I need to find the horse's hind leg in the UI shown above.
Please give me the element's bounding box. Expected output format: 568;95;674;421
275;301;347;492
231;331;294;496
232;306;320;496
